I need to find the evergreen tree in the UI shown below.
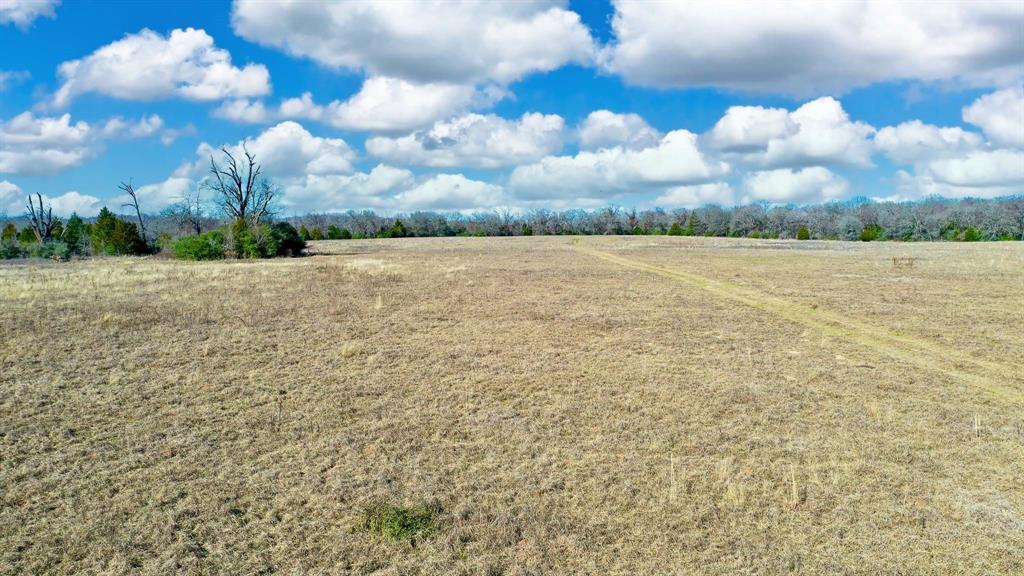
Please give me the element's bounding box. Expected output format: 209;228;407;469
1;222;15;241
63;214;86;254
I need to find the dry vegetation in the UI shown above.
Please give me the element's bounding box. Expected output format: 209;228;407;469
2;236;1022;575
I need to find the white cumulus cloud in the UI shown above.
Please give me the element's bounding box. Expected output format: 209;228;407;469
231;0;595;85
577;110;661;150
741;167;850;204
1;0;58;29
603;0;1024;94
366;112;565;168
706;97;875;168
652;183;734;209
0;111;162;176
962;86;1024;148
52;28;270;108
1;180;102;217
510;129;728;198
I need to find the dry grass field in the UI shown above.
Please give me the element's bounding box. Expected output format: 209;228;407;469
2;236;1022;575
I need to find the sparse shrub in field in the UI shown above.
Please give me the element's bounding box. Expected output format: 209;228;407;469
173;231;226;260
749;231;761;239
358;501;441;542
1;223;15;241
797;226;811;240
668;222;684;236
310;227;324;240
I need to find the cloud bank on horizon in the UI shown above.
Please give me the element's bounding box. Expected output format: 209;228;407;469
1;0;1022;216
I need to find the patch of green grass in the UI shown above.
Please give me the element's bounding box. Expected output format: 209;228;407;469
357;500;442;542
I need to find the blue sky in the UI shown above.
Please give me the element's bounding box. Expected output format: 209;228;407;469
1;0;1022;216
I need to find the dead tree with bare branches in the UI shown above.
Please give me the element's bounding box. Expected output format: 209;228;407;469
119;180;149;243
26;193;57;242
206;145;275;226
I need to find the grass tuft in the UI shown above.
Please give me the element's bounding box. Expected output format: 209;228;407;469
357;501;442;542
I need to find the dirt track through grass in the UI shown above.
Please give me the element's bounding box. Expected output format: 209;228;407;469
578;244;1024;405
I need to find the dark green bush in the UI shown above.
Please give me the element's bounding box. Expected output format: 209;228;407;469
1;223;16;241
667;222;684;236
310;227;324;240
327;225;343;239
797;226;811;240
299;225;311;241
269;222;305;256
961;226;982;242
173;231;226;260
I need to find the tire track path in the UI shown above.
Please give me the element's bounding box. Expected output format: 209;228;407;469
579;246;1024;404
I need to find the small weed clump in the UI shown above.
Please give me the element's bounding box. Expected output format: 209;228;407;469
357;501;442;543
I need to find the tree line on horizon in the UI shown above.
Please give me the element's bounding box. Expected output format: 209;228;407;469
4;148;1022;261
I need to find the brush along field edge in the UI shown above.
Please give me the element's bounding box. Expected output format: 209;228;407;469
577;244;1024;405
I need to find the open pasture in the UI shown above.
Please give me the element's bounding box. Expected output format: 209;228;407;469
2;236;1022;575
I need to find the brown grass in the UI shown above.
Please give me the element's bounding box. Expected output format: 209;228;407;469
1;236;1022;575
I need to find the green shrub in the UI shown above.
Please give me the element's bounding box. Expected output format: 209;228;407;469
299;225;311;241
268;222;305;256
358;501;441;542
961;226;982;242
859;224;883;242
309;227;324;240
796;226;811;240
667;222;684;236
173;231;226;260
2;239;25;259
18;226;37;244
749;231;761;239
327;225;343;240
29;241;71;260
1;223;16;241
383;219;409;238
521;223;533;236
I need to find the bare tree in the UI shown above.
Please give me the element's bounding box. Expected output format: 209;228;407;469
206;145;275;225
26;193;57;242
119;180;149;242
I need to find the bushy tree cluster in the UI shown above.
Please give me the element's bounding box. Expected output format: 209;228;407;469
2;207;150;260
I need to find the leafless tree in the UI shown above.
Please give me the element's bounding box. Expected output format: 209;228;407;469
119;180;149;242
26;193;57;242
206;145;275;225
